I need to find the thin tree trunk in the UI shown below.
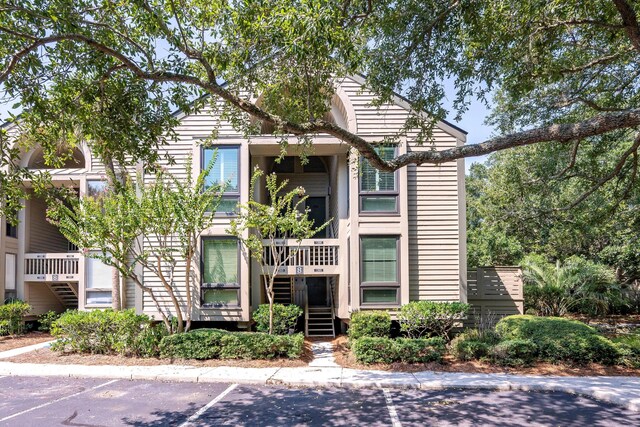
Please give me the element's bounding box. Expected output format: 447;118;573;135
268;276;275;334
104;155;122;310
184;253;193;332
156;257;184;333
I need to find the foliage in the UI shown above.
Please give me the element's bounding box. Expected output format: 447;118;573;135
522;255;625;317
0;300;31;336
495;315;620;365
38;310;62;333
490;339;539;367
612;333;640;369
397;301;470;340
49;158;224;333
351;337;445;364
252;304;303;335
51;309;165;357
3;1;640;220
228;167;328;334
449;329;501;361
348;311;392;341
159;329;304;360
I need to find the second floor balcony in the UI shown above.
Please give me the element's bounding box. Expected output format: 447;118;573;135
262;238;340;276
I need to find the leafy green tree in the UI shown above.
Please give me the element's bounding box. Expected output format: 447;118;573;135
2;0;640;182
228;168;328;334
49;158;223;333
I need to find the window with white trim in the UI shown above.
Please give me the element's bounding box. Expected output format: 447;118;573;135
4;253;16;302
86;255;113;306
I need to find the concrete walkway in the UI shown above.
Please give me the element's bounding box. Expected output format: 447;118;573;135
308;341;340;367
0;340;56;359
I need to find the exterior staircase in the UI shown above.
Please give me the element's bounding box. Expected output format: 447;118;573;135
47;282;78;309
306;306;335;337
272;277;293;304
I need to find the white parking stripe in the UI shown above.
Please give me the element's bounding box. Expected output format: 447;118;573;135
0;379;119;422
382;388;402;427
178;383;239;427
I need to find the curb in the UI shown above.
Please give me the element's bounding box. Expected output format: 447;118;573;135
0;361;638;411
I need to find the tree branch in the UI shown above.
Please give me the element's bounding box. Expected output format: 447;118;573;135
613;0;640;52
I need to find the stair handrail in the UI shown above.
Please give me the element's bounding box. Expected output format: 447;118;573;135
329;279;336;320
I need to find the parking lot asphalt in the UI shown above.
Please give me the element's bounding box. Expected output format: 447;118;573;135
0;376;638;426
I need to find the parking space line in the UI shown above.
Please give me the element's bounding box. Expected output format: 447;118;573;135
178;383;239;427
382;388;402;427
0;379;119;422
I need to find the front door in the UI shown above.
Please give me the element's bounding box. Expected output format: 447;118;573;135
306;197;327;238
306;277;327;306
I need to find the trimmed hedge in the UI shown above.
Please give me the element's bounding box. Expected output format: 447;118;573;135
352;337;445;364
159;329;304;360
252;303;303;335
495;315;619;365
450;329;500;361
613;333;640;368
348;311;391;341
51;309;166;357
398;301;469;339
490;339;538;367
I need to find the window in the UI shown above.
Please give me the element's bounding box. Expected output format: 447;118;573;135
4;254;16;302
203;146;240;215
5;221;17;238
86;255;113;306
201;238;240;307
359;146;398;213
87;180;108;199
360;236;400;305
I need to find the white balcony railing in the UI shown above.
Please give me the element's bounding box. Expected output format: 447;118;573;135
24;252;81;282
262;239;339;275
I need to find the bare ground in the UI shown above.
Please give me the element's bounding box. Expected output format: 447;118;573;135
0;332;53;352
332;335;640;376
6;338;313;368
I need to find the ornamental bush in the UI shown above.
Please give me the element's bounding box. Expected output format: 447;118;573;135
0;300;31;335
252;303;303;335
159;328;304;360
613;333;640;369
38;310;62;333
495;315;619;365
348;310;391;341
51;309;164;356
397;301;470;340
490;339;538;367
351;337;445;364
449;329;501;361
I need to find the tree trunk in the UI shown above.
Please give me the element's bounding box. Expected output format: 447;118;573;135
104;155;122;310
268;276;275;335
184;254;193;332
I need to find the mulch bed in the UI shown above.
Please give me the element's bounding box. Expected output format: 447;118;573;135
332;335;640;377
0;332;53;352
6;338;314;368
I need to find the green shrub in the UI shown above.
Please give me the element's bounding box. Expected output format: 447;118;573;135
348;311;391;340
352;337;445;364
449;329;500;361
159;329;225;359
159;329;304;360
0;300;31;335
51;309;161;356
38;310;61;333
612;333;640;368
495;315;619;365
490;339;538;367
252;304;303;335
398;301;470;340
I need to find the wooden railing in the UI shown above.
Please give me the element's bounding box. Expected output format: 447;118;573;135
262;239;340;275
24;253;81;282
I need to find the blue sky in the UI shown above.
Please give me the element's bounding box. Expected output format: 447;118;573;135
0;82;493;174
